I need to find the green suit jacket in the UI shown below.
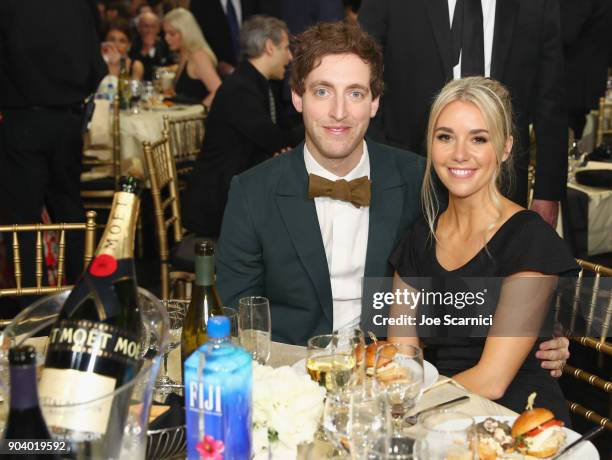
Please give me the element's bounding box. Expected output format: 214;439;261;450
216;140;425;345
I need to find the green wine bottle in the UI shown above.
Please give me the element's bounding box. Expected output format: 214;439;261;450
181;241;223;365
118;57;129;110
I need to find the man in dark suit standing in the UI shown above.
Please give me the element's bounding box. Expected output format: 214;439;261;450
190;0;260;76
0;0;106;290
183;15;302;238
359;0;568;227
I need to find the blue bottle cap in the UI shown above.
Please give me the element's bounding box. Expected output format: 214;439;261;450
208;316;230;338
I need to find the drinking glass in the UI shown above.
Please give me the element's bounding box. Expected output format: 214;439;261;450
128;79;144;114
419;410;477;460
238;296;271;364
155;299;187;392
374;343;424;434
306;328;365;393
141;81;155;110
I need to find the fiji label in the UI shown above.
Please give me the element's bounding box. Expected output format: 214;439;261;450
186;382;225;460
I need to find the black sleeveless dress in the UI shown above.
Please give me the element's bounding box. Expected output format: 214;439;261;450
174;67;209;104
389;210;578;424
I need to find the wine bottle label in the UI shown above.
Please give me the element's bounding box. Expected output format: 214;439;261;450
97;191;139;260
47;319;141;363
38;368;116;435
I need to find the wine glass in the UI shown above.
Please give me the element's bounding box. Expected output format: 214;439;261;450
374;343;424;434
419;410;476;460
306;329;365;393
128;79;144;114
155;299;187;393
238;296;271;364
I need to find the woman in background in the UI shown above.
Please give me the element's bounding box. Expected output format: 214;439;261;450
102;20;145;80
389;77;576;422
163;7;221;108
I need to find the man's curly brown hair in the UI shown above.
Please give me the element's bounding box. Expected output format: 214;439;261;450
290;21;384;99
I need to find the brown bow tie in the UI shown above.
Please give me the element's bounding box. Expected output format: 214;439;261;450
308;174;371;208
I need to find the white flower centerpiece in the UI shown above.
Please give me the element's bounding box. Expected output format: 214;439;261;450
252;362;326;459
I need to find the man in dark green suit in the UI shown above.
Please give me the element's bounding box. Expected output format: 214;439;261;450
215;21;570;376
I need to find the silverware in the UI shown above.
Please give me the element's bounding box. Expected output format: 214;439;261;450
404;395;470;425
550;425;604;459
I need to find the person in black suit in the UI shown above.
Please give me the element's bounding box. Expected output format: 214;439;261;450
130;11;173;82
560;0;612;139
0;0;106;292
359;0;568;227
183;15;303;238
190;0;260;76
259;0;344;35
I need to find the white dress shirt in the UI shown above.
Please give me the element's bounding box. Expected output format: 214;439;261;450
219;0;243;27
448;0;496;79
304;142;370;331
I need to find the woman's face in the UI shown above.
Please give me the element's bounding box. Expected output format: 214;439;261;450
163;22;182;51
431;100;504;201
106;29;131;56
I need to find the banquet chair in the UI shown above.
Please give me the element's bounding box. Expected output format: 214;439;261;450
0;210;97;299
162;112;206;188
596;97;612;146
81;94;122;206
143;134;194;300
560;259;612;431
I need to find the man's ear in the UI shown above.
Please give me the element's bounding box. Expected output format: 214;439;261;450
291;90;303;113
264;38;275;56
370;96;380;118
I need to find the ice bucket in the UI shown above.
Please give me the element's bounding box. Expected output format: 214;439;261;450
0;288;169;460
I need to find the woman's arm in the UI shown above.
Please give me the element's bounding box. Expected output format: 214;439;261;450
191;49;222;108
453;272;558;400
387;272;420;348
131;59;144;81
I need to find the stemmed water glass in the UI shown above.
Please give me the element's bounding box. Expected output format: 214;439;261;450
128;79;144;114
154;299;187;393
374;343;424;434
238;296;271;364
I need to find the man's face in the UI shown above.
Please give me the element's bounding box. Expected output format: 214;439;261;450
292;53;379;171
268;31;292;80
139;15;160;39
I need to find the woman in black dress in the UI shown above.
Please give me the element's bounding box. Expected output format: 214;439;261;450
388;77;576;423
163;8;221;108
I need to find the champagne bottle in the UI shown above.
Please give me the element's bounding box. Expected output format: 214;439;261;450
3;346;60;460
180;241;223;365
118;57;129;110
39;176;141;454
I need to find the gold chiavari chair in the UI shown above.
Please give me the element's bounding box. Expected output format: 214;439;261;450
0;211;97;298
560;259;612;431
81;95;122;206
143;134;194;300
162;112;206;187
596;96;612;146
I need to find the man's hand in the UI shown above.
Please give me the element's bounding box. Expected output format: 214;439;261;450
535;336;570;378
273;147;291;157
530;199;559;227
217;61;235;77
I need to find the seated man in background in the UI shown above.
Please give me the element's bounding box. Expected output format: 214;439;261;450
129;11;173;81
183;15;303;239
214;21;568;378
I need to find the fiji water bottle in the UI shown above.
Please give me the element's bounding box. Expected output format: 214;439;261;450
184;316;252;460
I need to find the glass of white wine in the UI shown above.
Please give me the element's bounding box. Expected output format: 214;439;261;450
238;296;271;364
306;329;365;393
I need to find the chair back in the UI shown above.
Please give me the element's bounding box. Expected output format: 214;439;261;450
596;96;612;146
143;134;183;299
162;112;205;180
0;211;97;297
561;259;612;431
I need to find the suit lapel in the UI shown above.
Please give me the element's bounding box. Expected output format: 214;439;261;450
491;0;519;80
424;0;454;81
275;147;334;325
364;143;405;280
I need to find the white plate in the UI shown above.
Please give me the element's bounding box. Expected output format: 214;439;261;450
291;358;439;391
473;416;599;459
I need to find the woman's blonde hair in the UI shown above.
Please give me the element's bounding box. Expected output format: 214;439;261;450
163;7;217;65
422;76;515;236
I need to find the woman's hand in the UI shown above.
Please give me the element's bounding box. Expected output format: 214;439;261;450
101;42;121;65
